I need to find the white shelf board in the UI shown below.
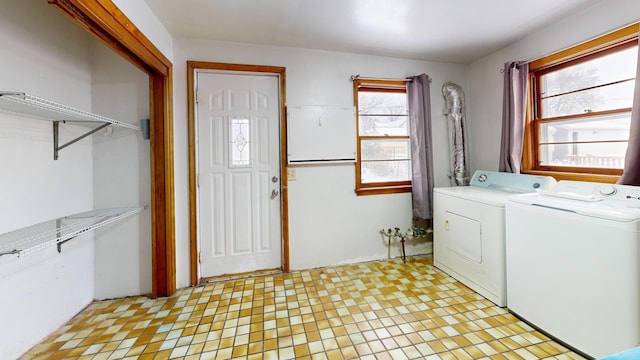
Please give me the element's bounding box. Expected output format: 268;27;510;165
287;105;356;163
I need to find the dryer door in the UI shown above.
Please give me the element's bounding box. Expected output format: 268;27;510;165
445;211;482;263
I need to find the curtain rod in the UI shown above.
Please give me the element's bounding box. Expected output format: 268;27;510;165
499;60;532;74
350;74;433;83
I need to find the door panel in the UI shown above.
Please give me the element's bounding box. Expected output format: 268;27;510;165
197;72;281;277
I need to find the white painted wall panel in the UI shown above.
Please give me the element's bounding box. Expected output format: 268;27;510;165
0;2;95;359
91;41;152;300
0;239;94;360
111;0;174;62
287;106;357;163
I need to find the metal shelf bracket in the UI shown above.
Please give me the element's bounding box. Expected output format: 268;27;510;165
53;121;110;160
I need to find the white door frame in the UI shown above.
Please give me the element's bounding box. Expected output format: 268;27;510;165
187;61;289;285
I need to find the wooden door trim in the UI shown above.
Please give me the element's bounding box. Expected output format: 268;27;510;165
187;61;289;285
49;0;176;297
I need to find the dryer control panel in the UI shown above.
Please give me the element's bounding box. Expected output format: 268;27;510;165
469;170;556;193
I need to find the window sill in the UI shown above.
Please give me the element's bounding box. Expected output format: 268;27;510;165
522;169;620;184
355;185;412;196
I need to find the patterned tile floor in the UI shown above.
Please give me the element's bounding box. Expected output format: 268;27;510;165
20;256;586;360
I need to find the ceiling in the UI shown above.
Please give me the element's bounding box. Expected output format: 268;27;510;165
143;0;602;64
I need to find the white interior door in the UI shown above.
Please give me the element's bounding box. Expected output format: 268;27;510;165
196;71;281;278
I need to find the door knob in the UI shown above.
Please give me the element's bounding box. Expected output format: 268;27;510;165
271;189;279;199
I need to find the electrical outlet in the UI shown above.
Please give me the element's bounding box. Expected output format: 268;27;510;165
287;167;296;181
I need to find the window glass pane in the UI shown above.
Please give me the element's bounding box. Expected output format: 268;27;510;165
358;115;408;136
539;114;631;143
541;80;634;117
539;143;626;168
538;113;630;169
361;139;410;161
541;46;637;93
361;160;411;183
358;92;407;115
540;45;637;118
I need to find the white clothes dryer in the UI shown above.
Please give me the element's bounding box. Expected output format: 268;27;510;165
506;180;640;358
433;170;556;307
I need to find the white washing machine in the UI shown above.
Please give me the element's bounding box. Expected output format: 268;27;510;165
433;170;556;307
506;180;640;358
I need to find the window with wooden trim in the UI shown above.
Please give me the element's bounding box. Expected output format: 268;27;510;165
354;79;411;195
524;24;639;179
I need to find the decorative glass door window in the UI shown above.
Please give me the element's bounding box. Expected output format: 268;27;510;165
230;117;251;167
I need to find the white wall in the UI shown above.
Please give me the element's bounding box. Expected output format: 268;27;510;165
91;41;152;299
467;0;640;172
111;0;174;61
0;1;95;358
172;39;467;285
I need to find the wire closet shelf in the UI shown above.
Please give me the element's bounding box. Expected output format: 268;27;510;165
0;91;141;160
0;92;140;130
0;207;144;258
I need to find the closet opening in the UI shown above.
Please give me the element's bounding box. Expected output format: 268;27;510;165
49;0;176;297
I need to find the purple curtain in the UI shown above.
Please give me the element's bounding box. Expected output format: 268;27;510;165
499;61;529;173
408;74;434;220
618;44;640;185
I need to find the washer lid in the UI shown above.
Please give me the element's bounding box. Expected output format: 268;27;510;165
508;192;640;222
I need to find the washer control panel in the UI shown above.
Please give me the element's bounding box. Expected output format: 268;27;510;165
550;181;640;203
598;185;617;196
623;189;640;201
